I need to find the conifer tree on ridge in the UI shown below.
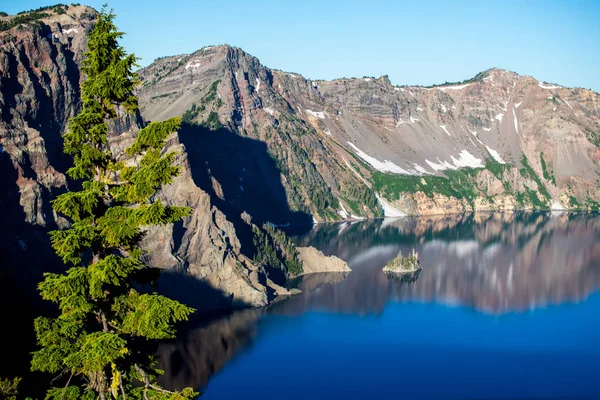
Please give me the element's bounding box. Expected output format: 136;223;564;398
31;7;197;399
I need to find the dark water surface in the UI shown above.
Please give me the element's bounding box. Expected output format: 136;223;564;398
159;212;600;399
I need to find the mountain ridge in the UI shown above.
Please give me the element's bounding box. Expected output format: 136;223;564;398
138;44;600;220
144;44;597;94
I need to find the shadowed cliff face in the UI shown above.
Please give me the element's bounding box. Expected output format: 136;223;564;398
139;45;600;219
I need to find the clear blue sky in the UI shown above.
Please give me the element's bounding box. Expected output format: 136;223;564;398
3;0;600;91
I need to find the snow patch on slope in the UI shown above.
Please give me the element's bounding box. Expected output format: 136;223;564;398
348;143;414;175
185;60;201;70
306;110;326;119
512;109;519;134
451;150;484;168
495;113;503;122
485;146;505;164
264;107;275;115
255;78;261;93
539;82;561;89
376;194;406;217
440;125;451;136
551;200;566;211
342;156;370;185
514;101;523;108
438;83;472;92
426;158;458;172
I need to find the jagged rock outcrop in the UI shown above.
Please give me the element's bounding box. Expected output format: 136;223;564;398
138;45;600;218
296;246;351;275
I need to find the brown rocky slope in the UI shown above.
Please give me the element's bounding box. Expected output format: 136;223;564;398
138;45;600;219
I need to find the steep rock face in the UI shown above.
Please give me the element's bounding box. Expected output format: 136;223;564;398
0;8;298;319
139;46;600;217
138;46;382;223
296;246;351;275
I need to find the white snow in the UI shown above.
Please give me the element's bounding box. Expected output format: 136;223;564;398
417;107;423;111
538;82;561;89
395;119;404;127
324;129;332;136
483;127;492;132
62;28;78;34
551;200;566;211
413;163;430;175
296;106;303;114
440;125;451;136
407;91;416;98
410;116;419;123
177;58;182;62
338;202;350;219
312;216;318;224
440;104;447;113
364;78;371;82
185;60;201;70
451;149;484;168
437;83;472;92
512;109;519;135
342;156;370;185
426;158;458;172
255;78;261;93
347;142;414;175
514;101;523;108
485;146;506;164
563;99;574;111
495;113;503;122
394;87;400;91
306;109;326;119
376;194;406;217
264;107;275;115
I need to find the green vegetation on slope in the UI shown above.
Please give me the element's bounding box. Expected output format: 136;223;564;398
372;167;481;206
519;154;550;204
372;155;557;210
181;80;222;125
585;129;600;148
253;224;303;277
540;152;556;185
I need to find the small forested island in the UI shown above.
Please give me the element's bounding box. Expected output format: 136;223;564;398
382;250;422;276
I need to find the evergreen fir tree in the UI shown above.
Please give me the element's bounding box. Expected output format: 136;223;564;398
31;8;197;399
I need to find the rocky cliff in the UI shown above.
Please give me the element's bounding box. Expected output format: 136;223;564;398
0;6;311;324
138;45;600;219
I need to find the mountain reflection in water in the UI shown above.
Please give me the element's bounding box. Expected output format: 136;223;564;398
158;212;600;393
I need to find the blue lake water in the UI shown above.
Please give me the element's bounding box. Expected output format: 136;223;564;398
159;212;600;399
